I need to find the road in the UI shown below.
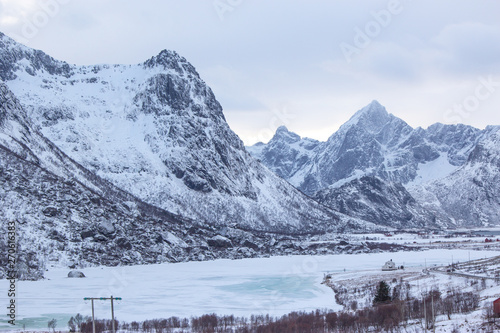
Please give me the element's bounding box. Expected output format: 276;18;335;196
426;255;500;281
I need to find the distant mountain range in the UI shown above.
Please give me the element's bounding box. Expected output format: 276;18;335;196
248;101;500;228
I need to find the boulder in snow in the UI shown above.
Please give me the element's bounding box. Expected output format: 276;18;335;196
68;270;86;278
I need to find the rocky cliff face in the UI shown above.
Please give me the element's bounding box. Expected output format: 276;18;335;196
0;32;356;234
249;101;482;195
249;101;499;228
313;176;445;229
410;126;500;227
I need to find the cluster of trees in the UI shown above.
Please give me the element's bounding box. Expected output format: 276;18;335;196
79;319;119;333
66;285;481;333
371;280;481;329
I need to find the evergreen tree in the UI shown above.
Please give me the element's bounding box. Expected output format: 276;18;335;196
373;281;391;305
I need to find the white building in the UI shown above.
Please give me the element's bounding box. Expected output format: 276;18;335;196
382;259;397;271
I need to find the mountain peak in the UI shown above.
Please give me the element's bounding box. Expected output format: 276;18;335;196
143;49;200;78
339;100;396;135
367;99;383;109
0;32;73;81
270;125;301;144
276;125;289;133
147;49;181;64
1;36;342;233
356;100;388;118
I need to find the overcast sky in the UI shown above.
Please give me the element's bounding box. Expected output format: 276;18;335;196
1;0;499;144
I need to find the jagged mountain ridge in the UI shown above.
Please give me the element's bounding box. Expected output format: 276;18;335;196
249;101;500;227
0;31;369;233
249;126;320;182
248;101;482;195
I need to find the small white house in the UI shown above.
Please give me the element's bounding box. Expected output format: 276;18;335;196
382;259;397;271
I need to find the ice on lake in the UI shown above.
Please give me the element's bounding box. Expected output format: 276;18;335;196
1;249;496;330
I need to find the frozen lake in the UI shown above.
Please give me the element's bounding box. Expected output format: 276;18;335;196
1;249;497;330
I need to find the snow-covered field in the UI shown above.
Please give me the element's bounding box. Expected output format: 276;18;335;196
1;249;498;331
327;230;500;246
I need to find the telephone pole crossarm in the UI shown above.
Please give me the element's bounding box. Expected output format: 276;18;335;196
83;296;122;333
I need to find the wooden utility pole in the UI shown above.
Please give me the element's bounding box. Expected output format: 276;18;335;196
423;292;427;332
111;295;117;333
84;296;122;333
431;292;435;332
89;298;95;333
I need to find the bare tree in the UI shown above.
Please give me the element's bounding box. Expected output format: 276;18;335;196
74;314;83;332
48;318;57;333
68;317;76;332
483;302;496;323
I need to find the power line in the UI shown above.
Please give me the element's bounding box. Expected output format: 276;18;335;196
83;296;121;333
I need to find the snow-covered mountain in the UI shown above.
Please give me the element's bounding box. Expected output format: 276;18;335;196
249;101;499;228
0;31;357;234
410;126;500;227
0;82;283;279
248;126;320;182
249;101;481;195
313;176;444;229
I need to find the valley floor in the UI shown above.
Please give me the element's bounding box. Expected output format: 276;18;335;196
1;231;500;331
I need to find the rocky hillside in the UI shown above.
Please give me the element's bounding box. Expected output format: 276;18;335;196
313;176;444;229
0;82;267;279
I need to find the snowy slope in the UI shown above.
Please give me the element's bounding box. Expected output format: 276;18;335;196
411;126;500;227
313;176;447;229
0;31;352;233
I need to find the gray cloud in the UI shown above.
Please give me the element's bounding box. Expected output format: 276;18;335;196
431;22;500;74
0;0;499;144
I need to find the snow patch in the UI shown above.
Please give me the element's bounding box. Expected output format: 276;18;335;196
408;153;457;186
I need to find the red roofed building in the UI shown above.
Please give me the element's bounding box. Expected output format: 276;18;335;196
494;298;500;316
